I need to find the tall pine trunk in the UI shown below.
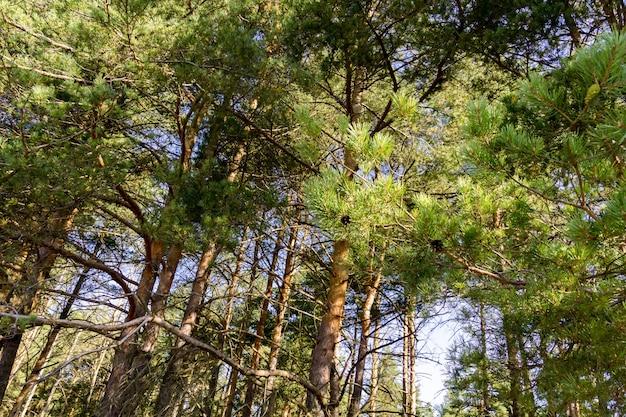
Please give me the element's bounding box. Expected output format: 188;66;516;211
306;62;364;417
154;243;220;416
156;143;244;415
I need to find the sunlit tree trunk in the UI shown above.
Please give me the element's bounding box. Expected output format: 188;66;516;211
97;91;208;417
369;306;381;417
155;243;220;415
348;245;384;417
156;143;244;415
402;296;417;417
306;61;364;417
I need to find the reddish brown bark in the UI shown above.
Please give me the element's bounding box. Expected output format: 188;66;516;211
307;62;364;417
0;207;76;403
306;239;351;417
347;247;384;417
154;243;219;415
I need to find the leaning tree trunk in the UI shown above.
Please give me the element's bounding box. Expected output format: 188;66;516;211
95;237;167;417
155;143;245;416
154;242;220;415
97;90;209;417
0;207;75;404
9;257;94;417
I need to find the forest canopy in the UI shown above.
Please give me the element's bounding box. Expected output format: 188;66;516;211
1;1;626;417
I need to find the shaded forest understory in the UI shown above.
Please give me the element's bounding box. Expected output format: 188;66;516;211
2;1;626;416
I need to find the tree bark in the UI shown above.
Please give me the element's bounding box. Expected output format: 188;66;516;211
347;245;384;417
262;216;303;417
154;243;220;416
222;238;260;417
306;62;364;417
0;207;75;404
402;297;417;417
156;142;245;415
242;227;286;417
306;239;351;417
95;238;167;417
9;261;91;417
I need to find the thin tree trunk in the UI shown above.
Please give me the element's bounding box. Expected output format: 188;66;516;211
242;227;286;417
203;236;248;417
9;264;90;416
479;302;490;417
347;245;384;417
155;242;220;415
38;330;81;417
402;297;417;417
369;303;381;417
503;314;521;417
0;207;76;403
156;143;245;416
222;238;260;417
262;216;304;417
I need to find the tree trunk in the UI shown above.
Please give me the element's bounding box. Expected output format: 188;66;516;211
503;314;521;417
154;242;220;415
306;239;351;417
222;239;260;417
202;236;248;417
261;216;303;417
347;245;384;417
38;330;81;417
369;304;381;417
242;227;285;417
156;142;245;416
306;62;364;417
95;238;167;417
0;207;75;403
479;302;490;417
9;263;90;417
402;297;417;417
